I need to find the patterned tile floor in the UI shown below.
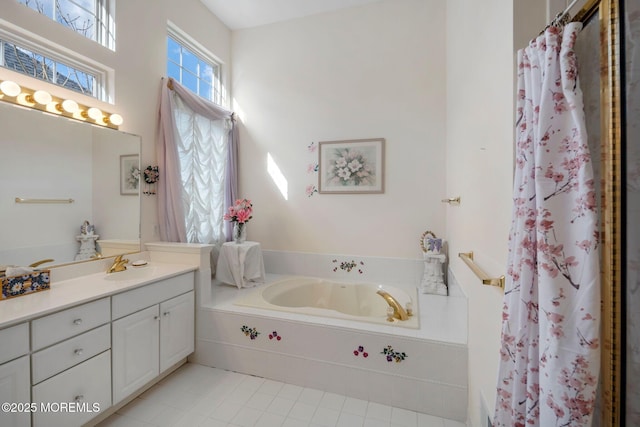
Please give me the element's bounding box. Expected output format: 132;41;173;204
96;363;466;427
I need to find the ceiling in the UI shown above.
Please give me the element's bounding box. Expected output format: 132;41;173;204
200;0;385;30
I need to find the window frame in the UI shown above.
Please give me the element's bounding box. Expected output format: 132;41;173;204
167;26;223;106
16;0;115;50
0;26;108;101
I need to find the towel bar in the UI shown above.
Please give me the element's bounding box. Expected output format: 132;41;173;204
458;251;505;289
15;197;74;204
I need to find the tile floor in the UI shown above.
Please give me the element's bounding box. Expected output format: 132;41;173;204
96;363;466;427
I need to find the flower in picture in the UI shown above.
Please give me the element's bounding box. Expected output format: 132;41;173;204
327;148;374;186
127;166;140;189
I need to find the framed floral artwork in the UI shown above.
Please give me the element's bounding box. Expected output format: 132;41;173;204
120;154;140;195
318;138;385;194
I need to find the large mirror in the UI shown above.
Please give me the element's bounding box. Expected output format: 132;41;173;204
0;100;141;271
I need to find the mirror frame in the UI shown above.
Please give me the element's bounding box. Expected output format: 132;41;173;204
574;0;623;424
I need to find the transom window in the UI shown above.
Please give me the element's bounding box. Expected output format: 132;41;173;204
17;0;114;49
0;38;98;97
167;35;222;105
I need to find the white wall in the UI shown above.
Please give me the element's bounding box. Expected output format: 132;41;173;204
1;0;231;245
445;1;546;425
231;0;446;259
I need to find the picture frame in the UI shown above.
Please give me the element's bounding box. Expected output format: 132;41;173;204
120;154;140;195
318;138;385;194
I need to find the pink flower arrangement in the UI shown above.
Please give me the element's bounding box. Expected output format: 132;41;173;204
223;199;253;224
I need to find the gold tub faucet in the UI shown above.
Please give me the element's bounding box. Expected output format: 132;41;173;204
107;255;129;274
376;290;409;321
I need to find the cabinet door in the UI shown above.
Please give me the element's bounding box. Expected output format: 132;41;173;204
160;291;194;372
112;305;159;404
0;356;30;427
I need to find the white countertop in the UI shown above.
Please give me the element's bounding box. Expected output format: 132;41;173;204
0;262;197;329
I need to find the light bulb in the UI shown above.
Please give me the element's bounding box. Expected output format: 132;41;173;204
61;99;79;113
32;90;52;105
0;81;21;97
108;113;123;126
87;107;102;120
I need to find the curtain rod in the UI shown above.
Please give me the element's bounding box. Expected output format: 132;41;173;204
540;0;580;34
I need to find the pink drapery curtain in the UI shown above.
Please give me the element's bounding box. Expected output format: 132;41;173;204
494;23;600;426
157;77;238;243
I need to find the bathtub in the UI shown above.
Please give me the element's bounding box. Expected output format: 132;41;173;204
234;276;419;328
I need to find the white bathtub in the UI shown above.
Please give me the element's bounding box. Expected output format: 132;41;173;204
234;276;419;328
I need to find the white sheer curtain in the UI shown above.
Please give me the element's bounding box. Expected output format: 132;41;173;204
172;95;228;244
157;77;237;246
494;22;600;426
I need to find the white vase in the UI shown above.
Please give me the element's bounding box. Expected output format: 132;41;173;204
233;222;247;243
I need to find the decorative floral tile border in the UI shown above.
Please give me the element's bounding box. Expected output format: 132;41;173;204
268;331;282;341
332;259;364;274
241;325;260;340
382;345;407;363
239;326;408;367
353;346;369;358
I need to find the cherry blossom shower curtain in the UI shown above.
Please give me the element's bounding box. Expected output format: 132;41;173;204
494;22;600;426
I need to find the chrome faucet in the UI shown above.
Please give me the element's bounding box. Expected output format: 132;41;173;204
107;255;129;274
376;290;409;321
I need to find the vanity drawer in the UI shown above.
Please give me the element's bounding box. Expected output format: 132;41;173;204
32;350;111;427
31;324;110;384
112;272;194;319
0;322;29;364
32;297;110;351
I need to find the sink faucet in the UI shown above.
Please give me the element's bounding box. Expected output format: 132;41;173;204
376;290;409;321
107;255;129;274
29;259;55;268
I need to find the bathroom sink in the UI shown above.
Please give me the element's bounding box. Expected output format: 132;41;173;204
103;266;157;281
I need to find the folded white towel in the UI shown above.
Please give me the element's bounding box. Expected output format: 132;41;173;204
4;266;35;277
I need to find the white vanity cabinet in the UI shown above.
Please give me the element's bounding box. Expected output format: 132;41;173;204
112;272;194;404
0;262;197;427
30;297;112;427
0;323;30;427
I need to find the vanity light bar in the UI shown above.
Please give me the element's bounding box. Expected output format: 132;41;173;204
0;80;123;130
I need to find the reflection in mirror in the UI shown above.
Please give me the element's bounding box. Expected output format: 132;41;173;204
0;101;141;270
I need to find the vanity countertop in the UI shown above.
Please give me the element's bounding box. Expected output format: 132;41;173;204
0;262;197;329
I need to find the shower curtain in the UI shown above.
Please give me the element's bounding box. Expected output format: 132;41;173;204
494;22;600;426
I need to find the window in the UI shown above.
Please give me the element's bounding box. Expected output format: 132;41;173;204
167;34;222;105
0;37;98;97
17;0;114;49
